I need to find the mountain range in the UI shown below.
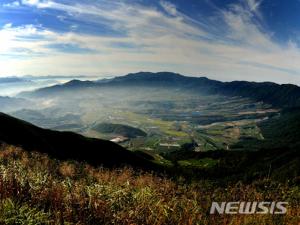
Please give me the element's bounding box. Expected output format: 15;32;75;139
22;72;300;108
0;77;29;84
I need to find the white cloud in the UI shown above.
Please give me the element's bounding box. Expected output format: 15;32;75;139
222;4;274;50
247;0;262;11
160;1;177;16
3;23;13;29
21;0;41;6
3;1;20;7
246;0;263;19
1;0;300;85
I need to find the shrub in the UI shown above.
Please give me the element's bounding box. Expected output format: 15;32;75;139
0;198;52;225
0;145;298;224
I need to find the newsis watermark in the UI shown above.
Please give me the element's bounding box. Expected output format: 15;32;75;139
210;201;288;215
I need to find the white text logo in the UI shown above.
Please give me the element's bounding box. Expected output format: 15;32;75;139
210;201;288;214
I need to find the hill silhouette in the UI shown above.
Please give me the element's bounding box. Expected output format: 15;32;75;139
0;113;154;168
92;123;147;138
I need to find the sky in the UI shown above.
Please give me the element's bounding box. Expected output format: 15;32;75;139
1;0;300;84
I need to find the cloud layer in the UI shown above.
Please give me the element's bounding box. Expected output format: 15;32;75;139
1;0;300;84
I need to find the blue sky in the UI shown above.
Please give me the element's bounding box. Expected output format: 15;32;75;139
1;0;300;84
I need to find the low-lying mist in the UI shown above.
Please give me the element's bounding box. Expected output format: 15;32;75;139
0;73;281;155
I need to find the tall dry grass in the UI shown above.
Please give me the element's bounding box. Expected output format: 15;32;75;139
0;144;298;224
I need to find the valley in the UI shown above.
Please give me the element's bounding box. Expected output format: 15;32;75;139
5;73;281;170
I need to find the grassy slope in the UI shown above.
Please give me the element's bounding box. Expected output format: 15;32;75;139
0;145;298;225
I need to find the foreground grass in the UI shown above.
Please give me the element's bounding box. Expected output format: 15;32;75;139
0;145;299;225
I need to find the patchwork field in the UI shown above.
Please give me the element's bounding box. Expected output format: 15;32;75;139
9;86;279;169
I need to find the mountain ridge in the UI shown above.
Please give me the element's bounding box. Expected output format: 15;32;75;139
0;112;154;168
21;72;300;108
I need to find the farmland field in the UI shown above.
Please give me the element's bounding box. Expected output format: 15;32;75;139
10;86;279;169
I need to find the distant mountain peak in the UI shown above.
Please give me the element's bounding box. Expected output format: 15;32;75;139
20;71;300;108
64;79;95;87
113;71;187;81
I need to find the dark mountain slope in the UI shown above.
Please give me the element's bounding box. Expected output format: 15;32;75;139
258;107;300;148
219;81;300;108
230;107;300;150
22;72;300;108
0;113;154;168
165;144;299;182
